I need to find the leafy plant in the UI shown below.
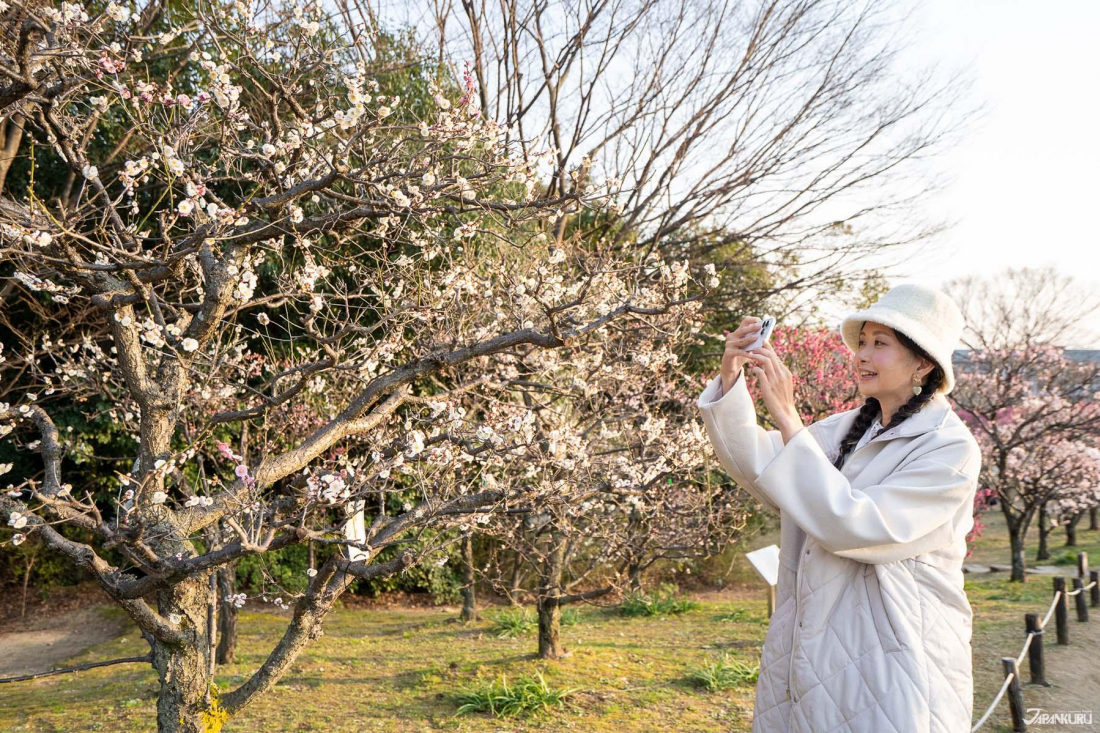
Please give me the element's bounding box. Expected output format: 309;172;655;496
560;607;581;626
619;585;700;617
454;670;578;717
689;654;759;692
490;607;535;638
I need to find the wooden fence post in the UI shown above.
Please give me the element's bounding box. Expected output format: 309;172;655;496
1072;577;1088;622
1078;551;1089;579
1024;613;1047;686
1053;577;1069;645
1091;570;1099;608
1002;656;1028;732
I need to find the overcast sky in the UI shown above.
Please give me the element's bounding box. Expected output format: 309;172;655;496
859;0;1100;348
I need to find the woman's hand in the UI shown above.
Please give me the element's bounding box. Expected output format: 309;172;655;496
721;317;762;394
746;342;805;440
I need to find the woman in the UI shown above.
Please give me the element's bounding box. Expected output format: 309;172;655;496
697;283;981;733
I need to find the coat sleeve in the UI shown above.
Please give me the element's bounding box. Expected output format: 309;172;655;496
752;424;981;564
696;371;784;514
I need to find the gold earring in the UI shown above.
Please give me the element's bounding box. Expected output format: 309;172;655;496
912;374;922;396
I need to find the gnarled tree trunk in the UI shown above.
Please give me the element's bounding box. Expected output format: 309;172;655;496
1036;502;1050;561
537;532;567;659
459;533;478;623
216;564;238;665
507;549;524;606
1002;501;1030;583
153;575;217;733
1065;510;1082;547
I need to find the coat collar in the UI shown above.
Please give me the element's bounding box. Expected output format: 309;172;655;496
833;391;954;444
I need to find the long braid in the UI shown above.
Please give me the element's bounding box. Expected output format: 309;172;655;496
831;326;947;470
832;399;882;470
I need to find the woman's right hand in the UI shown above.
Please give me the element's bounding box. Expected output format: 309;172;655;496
721;316;763;394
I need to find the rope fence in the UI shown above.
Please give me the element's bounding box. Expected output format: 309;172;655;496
970;551;1099;733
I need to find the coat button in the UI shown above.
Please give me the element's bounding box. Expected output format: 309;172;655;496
805;548;810;555
799;621;803;627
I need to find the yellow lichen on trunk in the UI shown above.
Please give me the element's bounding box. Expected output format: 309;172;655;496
201;686;230;733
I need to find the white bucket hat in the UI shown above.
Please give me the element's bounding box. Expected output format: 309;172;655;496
839;283;965;396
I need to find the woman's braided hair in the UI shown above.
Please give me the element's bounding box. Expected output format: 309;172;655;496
832;322;946;470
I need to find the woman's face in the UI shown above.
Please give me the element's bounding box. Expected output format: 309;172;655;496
852;321;933;401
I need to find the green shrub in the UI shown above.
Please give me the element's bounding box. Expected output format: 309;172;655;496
560;607;581;626
1054;550;1079;566
454;670;578;717
689;654;760;692
490;607;535;638
619;585;700;617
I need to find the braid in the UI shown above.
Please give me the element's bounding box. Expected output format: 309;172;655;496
832;399;881;470
831;327;947;470
880;381;939;432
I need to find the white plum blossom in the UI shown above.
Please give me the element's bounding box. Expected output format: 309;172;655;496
177;199;194;216
81;164;99;180
704;262;720;288
105;2;130;22
11;533;25;546
181;338;199;352
7;511;27;529
151;491;168;504
166;156;185;176
234;267;258;302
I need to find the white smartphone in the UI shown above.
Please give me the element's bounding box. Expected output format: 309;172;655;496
745;315;775;351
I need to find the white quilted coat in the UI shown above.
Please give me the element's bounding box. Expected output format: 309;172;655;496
697;371;982;733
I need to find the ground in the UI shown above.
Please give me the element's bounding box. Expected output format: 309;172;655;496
0;509;1097;732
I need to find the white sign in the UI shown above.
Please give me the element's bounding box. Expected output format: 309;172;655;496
746;544;780;587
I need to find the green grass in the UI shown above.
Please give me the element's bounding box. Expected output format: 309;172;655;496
3;508;1096;733
0;594;767;732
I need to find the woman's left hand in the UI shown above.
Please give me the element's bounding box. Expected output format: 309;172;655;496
746;343;804;438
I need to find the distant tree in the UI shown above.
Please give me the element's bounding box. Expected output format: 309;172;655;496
948;268;1100;581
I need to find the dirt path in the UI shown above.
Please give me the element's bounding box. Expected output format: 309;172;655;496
0;605;128;678
1009;604;1100;727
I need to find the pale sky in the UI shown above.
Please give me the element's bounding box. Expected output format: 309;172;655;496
371;0;1100;346
861;0;1100;348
